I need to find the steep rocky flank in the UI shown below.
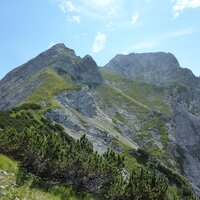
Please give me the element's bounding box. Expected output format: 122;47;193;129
105;52;200;87
0;43;103;110
168;87;200;194
56;87;97;117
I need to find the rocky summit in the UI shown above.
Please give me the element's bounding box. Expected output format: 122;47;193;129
0;43;103;110
105;52;200;87
1;43;200;199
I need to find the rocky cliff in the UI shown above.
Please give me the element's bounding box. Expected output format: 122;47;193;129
105;52;200;87
0;43;103;110
168;86;200;194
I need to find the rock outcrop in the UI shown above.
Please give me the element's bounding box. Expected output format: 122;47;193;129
105;52;200;87
0;44;103;110
56;87;97;117
168;87;200;195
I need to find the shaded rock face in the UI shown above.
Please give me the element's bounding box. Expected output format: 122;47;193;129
52;52;104;86
105;52;199;87
70;55;104;86
0;74;43;110
0;44;77;86
0;44;103;110
173;105;200;147
168;88;200;195
56;87;97;117
45;108;84;132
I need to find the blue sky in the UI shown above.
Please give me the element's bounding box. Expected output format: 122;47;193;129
0;0;200;79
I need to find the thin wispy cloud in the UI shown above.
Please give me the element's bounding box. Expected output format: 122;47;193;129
92;32;107;53
56;0;144;29
124;27;195;53
85;0;114;8
131;12;139;27
83;0;122;21
58;0;81;13
57;0;123;25
172;0;200;19
67;15;81;23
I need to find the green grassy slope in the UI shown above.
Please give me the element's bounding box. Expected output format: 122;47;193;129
0;154;93;200
92;70;175;172
101;68;170;115
23;67;81;109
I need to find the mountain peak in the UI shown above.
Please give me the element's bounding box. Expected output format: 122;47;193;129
82;55;97;65
110;52;180;70
41;43;76;59
0;44;104;109
51;43;66;48
49;43;75;53
105;51;199;87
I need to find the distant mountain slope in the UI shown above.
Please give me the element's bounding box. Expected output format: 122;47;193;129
104;52;200;87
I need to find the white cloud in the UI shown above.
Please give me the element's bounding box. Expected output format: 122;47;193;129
92;32;107;53
67;15;81;23
172;0;200;18
85;0;115;8
83;0;122;20
56;0;134;28
131;12;139;26
56;0;141;29
58;0;81;13
72;15;80;23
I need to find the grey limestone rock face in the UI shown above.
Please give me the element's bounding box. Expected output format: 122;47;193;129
169;88;200;195
45;108;84;132
51;53;104;86
56;87;98;117
173;105;200;147
45;107;112;154
174;89;200;116
71;55;104;85
45;87;113;154
105;52;200;87
0;43;104;110
0;74;43;110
